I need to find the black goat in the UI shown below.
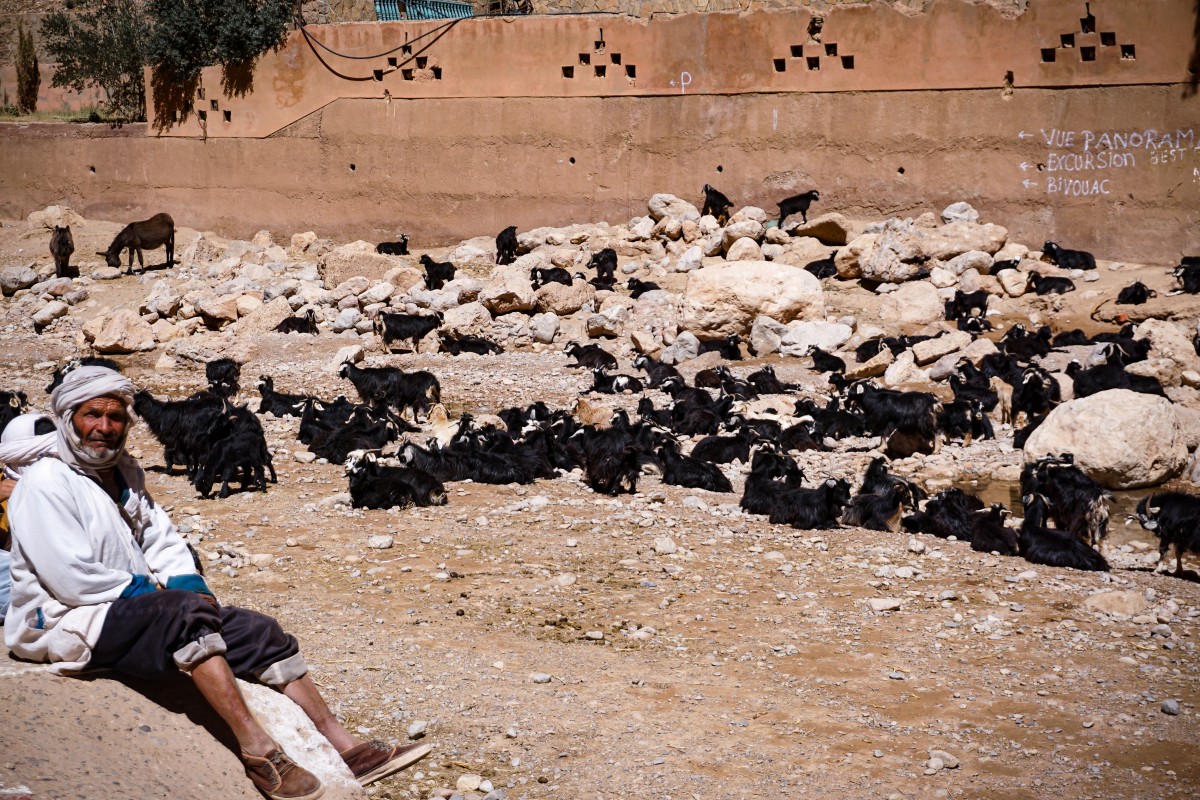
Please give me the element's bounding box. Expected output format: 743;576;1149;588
44;357;122;394
842;484;911;531
194;412;276;499
1174;262;1200;294
50;225;76;279
346;451;447;509
205;358;241;398
531;266;573;289
998;324;1053;362
1020;452;1110;548
944;289;990;323
256;376;308;418
1042;241;1096;270
970;504;1018;556
98;212;174;272
989;258;1020;275
701;184;734;224
564;341;617;370
1011;366;1060;423
439;332;502;355
949;362;999;414
633;353;680;388
375;311;443;352
846;381;940;456
578;424;643;496
310;408;397;465
768;478;852;530
902;488;983;540
698;334;742;361
1066;360;1166;398
746;365;795;395
1116;281;1156;305
338;362;441;420
740;449;805;516
860;457;928;503
779;417;827;452
809;348;846;374
1;390;29;435
627;277;662;298
419;255;456;290
495;225;519;266
590;248;618;285
937;400;994;444
1019;494;1109;571
804;253;837;279
587;368;644;395
275;309;319;335
690;426;757;465
777;190;820;225
658;443;733;493
1136;492;1200;576
1027;271;1076;295
376;236;409;255
133;390;227;477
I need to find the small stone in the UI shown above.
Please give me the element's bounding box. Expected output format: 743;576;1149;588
868;598;903;613
653;536;678;555
408;720;428;739
585;631;604;641
873;749;884;758
530;673;553;684
1162;699;1181;716
505;727;518;738
285;538;299;547
551;573;576;587
456;775;483;792
908;538;926;554
888;671;906;680
249;553;274;568
293;451;317;464
367;535;394;550
929;749;959;769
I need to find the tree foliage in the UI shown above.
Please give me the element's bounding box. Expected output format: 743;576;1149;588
40;0;151;120
15;21;39;114
146;0;295;85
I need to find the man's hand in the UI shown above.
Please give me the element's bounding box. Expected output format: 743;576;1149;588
0;477;17;503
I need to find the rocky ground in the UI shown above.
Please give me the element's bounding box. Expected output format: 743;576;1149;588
1;199;1199;800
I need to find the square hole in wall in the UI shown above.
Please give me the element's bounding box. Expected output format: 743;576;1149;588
1100;31;1116;46
594;65;606;77
416;56;428;69
401;44;412;55
1061;33;1075;48
388;57;398;68
402;69;414;80
774;58;786;72
223;110;231;123
197;110;207;121
806;56;820;70
594;39;605;51
841;55;855;69
625;64;636;79
579;53;590;66
1080;46;1096;62
1121;43;1136;60
197;87;205;100
210;99;219;111
825;43;838;57
790;44;803;58
373;68;384;81
1041;48;1057;63
610;53;621;65
562;65;574;78
1080;12;1095;34
432;66;442;79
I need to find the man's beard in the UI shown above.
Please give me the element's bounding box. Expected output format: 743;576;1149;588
83;441;121;461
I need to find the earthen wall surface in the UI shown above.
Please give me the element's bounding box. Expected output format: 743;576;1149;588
0;3;1197;263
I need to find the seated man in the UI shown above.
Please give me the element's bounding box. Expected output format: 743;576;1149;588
3;367;430;800
0;412;57;619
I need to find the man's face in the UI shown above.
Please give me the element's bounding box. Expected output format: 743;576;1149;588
72;396;128;458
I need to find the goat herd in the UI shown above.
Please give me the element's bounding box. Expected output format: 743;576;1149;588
14;193;1200;582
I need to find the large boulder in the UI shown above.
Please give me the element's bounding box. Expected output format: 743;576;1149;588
28;204;86;230
721;220;765;252
778;321;853;357
1;266;38;296
648;194;701;223
1135;319;1200;382
940;202;980;224
236;295;294;336
784;212;854;245
916;221;1008;260
750;315;788;356
441;302;492;337
680;261;824;339
479;266;536;315
879;281;943;324
535;280;595;316
319;240;397;286
89;309;157;354
1024;389;1188;489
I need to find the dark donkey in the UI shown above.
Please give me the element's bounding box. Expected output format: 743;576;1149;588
49;225;76;278
98;212;175;273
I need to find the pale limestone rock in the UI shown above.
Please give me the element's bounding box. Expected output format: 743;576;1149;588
846;349;894;379
680;261;824;338
530;312;560;344
779;321;853;358
358;282;395;305
673;245;704;273
721;220;765;252
251;230;274;248
647;194;701;223
479;266;536;315
195;294;240;328
927;337;999;380
32;301;69;330
27;204;85;230
929;267;958;288
387;267;426;295
750;315;788;356
785;212;854;245
0;266;38;296
661;331;701;365
1025;389;1187;489
911;331;973;366
883;350;928;387
631;329;661;353
944;250;994;276
235;295;262;318
327;345;364;372
726;237;763;262
332;276;371;300
997;268;1029;297
917;221;1008;259
91;309;157;354
441;302;492;337
940;201;980;224
1083;590;1150;616
880;281;943;324
320;240;397;286
535;280;594;316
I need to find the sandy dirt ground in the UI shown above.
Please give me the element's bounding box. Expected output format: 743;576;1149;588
1;215;1198;800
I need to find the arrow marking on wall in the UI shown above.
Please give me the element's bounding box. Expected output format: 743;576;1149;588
1019;162;1033;171
1018;131;1034;139
1023;179;1038;188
